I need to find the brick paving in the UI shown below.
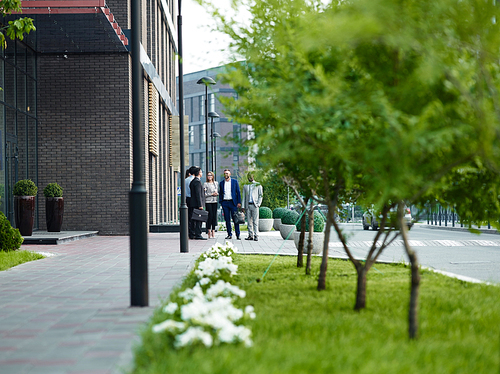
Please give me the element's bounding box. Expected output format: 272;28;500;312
0;230;297;374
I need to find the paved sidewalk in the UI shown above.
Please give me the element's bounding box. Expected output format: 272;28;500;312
0;231;297;374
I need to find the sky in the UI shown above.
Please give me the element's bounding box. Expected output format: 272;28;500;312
181;0;236;74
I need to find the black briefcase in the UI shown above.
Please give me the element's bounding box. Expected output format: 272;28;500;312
192;209;209;222
232;210;246;225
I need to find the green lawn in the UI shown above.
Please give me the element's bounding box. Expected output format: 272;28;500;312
131;255;500;374
0;250;44;271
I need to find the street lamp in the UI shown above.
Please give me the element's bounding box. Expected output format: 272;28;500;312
178;0;189;253
197;76;216;175
208;111;219;173
212;132;221;180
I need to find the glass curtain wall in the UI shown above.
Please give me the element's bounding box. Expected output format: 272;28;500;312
0;36;38;228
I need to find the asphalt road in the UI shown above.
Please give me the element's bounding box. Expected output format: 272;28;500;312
328;223;500;284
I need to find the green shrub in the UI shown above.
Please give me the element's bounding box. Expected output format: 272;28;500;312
43;183;63;198
259;206;272;219
296;210;325;232
281;209;300;225
0;212;23;251
272;207;288;219
13;179;37;196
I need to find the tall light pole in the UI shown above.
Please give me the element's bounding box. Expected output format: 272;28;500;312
130;0;148;306
208;111;219;172
178;0;189;253
212;132;221;180
196;76;216;175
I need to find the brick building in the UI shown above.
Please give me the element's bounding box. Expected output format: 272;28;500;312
181;66;251;183
0;0;182;234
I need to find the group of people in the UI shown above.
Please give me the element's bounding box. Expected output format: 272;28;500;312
185;166;263;241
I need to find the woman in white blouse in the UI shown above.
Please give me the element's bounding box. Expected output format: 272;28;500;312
203;171;219;238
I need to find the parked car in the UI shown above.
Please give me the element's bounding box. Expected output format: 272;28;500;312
362;206;413;231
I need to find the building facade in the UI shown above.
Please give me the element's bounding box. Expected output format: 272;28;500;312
181;66;251;183
0;0;183;234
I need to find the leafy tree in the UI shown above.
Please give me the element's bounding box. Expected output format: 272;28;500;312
0;0;36;49
207;0;500;340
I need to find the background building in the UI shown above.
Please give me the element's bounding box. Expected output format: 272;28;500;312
0;0;182;234
181;65;251;183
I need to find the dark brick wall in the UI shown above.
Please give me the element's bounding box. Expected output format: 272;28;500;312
37;53;132;234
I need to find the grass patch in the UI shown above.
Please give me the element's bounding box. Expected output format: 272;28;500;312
0;250;45;271
131;255;500;374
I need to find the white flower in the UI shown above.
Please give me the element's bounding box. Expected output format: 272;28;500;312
197;277;211;286
206;280;246;300
152;319;186;333
245;305;256;319
163;302;178;314
195;257;238;279
218;323;253;347
178;283;204;301
174;326;213;348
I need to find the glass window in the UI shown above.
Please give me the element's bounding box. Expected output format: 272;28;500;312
199;96;204;122
189;125;194;145
27;77;35;114
200;124;205;144
17;69;26;112
209;94;215;112
4;62;15;107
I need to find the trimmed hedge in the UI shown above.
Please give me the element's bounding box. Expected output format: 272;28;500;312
0;212;23;251
259;207;273;219
281;210;300;225
272;207;288;219
43;183;63;198
296;210;325;232
13;179;37;196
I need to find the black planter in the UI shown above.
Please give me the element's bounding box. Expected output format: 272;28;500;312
46;197;64;232
14;196;36;236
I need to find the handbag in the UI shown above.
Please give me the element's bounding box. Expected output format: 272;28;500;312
192;209;209;222
232;210;246;225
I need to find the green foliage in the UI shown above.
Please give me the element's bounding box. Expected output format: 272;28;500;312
13;179;37;196
0;249;43;270
281;209;299;225
0;0;36;49
43;183;63;198
259;173;289;211
131;255;500;374
259;206;272;219
272;207;288;219
296;210;325;232
0;212;23;251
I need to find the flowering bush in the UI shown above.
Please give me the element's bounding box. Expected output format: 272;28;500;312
152;242;255;349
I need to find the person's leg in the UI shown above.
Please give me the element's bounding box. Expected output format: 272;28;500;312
246;207;254;239
252;205;260;240
222;202;232;237
188;206;195;238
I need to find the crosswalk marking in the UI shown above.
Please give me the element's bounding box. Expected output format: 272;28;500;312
329;240;500;248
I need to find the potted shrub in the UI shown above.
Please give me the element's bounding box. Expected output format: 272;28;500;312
13;179;37;236
43;183;64;232
294;210;326;254
272;207;288;230
258;206;273;232
279;209;299;240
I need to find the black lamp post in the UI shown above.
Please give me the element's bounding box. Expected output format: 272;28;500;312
196;76;216;175
177;0;189;253
208;111;219;173
130;0;148;306
212;131;221;180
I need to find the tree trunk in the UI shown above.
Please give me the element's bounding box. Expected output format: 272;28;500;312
408;250;420;339
355;267;367;310
297;213;305;268
317;207;332;290
306;210;314;275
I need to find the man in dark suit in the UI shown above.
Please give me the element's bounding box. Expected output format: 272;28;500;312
189;167;207;240
219;168;242;240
